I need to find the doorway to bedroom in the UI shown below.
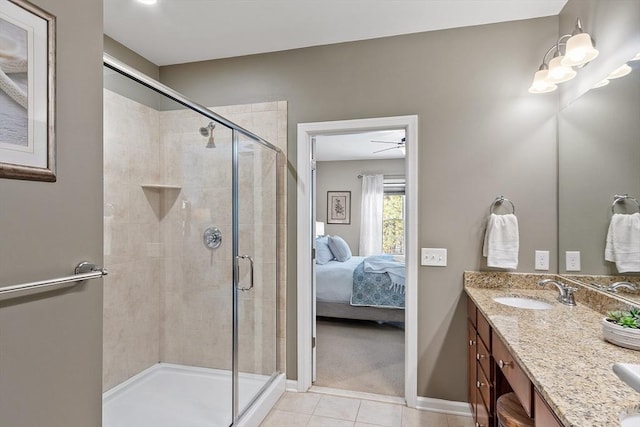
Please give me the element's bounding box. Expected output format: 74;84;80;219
314;130;406;397
297;115;419;407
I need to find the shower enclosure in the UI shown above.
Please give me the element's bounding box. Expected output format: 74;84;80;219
101;55;283;426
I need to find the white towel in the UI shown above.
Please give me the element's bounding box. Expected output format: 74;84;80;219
483;213;519;269
605;212;640;273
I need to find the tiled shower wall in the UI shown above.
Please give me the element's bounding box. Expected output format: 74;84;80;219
103;89;287;391
103;89;163;391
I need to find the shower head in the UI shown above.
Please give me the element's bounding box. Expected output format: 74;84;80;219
199;121;215;136
199;122;216;148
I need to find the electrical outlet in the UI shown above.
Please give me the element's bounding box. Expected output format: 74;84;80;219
535;250;549;270
566;251;581;271
421;248;447;266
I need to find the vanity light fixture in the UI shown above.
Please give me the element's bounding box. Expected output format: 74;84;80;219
608;64;632;80
592;79;610;89
561;19;599;67
137;0;157;5
528;66;557;94
528;18;598;94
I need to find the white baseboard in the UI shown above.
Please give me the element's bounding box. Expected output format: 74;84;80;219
415;396;472;417
285;379;299;392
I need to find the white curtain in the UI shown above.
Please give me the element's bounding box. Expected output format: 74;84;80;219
359;174;384;256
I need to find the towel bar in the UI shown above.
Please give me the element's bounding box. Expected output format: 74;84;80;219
0;261;107;302
612;194;640;214
490;195;515;215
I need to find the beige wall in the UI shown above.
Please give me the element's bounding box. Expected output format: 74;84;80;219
316;159;405;255
160;17;559;401
0;0;103;425
104;35;159;80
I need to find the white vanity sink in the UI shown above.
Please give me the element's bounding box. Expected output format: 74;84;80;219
492;296;553;310
613;363;640;393
621;413;640;427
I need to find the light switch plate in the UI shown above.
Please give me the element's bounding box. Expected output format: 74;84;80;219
566;251;581;271
535;250;549;270
421;248;447;267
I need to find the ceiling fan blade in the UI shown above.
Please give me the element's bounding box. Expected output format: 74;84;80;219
373;146;398;153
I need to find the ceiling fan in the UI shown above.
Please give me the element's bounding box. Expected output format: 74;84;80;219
371;137;406;154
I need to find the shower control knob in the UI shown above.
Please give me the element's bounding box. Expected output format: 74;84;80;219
203;226;222;249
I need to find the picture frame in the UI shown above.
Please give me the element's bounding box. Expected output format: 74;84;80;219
327;191;351;224
0;0;56;182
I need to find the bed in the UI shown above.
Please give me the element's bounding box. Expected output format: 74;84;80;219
315;255;405;323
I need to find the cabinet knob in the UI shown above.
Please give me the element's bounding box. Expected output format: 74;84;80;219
476;353;486;360
498;359;512;369
469;339;476;346
476;380;485;388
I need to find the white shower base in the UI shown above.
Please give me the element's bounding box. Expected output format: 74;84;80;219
103;363;283;427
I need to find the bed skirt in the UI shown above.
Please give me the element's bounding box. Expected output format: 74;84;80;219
316;301;405;323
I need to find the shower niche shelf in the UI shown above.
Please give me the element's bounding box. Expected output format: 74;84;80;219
140;184;181;190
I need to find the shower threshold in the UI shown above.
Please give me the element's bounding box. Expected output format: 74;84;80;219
103;363;275;427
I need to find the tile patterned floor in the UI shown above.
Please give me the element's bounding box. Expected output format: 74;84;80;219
260;392;474;427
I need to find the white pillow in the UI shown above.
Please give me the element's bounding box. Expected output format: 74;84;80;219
328;235;352;262
315;236;334;264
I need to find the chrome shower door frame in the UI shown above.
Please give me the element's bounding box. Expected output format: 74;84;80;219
103;53;282;426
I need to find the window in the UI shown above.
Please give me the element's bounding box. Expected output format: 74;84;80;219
382;177;405;255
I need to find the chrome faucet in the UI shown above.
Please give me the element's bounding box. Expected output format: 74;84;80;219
606;281;637;293
538;279;577;306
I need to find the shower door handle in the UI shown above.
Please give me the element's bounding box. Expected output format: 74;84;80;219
236;255;255;291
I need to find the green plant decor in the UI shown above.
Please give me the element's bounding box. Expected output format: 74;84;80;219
606;308;640;329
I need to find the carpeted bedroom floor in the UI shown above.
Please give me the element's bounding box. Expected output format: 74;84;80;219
314;317;404;397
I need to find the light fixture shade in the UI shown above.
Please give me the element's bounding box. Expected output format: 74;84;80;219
631;52;640;62
546;55;577;83
315;221;325;237
592;79;610;89
529;69;557;94
561;33;599;66
607;64;632;80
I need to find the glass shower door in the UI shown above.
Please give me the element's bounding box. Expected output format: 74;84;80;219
233;131;278;419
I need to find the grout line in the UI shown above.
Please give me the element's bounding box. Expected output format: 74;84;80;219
354;398;362;424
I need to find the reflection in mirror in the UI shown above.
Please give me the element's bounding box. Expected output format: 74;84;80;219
558;58;640;304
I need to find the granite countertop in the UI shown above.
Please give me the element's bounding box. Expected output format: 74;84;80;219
465;283;640;426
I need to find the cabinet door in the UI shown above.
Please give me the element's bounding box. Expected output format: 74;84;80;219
534;389;563;427
468;296;477;328
468;321;477;419
493;334;532;416
477;311;491;349
475;388;491;427
476;362;492;414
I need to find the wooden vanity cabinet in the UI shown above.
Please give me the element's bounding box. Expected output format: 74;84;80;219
467;297;564;427
467;298;494;427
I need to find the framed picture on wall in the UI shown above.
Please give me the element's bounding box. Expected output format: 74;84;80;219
327;191;351;224
0;0;56;182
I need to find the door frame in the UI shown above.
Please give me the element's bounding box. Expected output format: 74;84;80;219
296;115;418;407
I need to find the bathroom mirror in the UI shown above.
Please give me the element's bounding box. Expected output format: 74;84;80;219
557;58;640;303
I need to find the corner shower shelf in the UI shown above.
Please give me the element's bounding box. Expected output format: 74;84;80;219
141;184;182;190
